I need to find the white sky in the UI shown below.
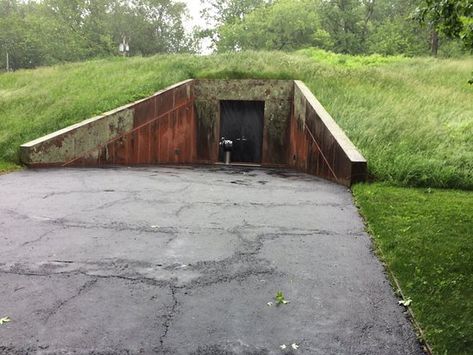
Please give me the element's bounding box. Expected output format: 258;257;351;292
179;0;206;32
178;0;213;54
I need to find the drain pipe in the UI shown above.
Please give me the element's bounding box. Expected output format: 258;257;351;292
220;137;233;165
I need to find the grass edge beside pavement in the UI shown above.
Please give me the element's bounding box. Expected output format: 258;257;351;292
352;184;433;355
352;183;473;355
0;161;21;175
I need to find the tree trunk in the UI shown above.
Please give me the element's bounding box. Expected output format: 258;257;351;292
431;30;439;57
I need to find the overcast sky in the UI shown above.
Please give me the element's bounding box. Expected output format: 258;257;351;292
178;0;214;53
179;0;206;32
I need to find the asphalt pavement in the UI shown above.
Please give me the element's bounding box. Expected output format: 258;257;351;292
0;166;423;354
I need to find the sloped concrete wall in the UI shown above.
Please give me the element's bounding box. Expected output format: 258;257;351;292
20;80;195;167
289;81;367;186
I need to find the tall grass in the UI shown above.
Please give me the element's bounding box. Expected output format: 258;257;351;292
0;50;472;189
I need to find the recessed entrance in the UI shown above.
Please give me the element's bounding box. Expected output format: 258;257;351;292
219;100;265;164
20;79;367;186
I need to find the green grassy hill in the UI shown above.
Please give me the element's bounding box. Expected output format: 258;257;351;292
0;50;472;188
1;50;472;354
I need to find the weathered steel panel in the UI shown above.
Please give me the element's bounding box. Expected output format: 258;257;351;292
290;81;367;186
58;81;195;167
20;80;194;167
134;97;156;127
88;100;196;167
156;90;175;117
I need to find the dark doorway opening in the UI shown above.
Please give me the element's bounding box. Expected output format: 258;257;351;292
219;100;265;164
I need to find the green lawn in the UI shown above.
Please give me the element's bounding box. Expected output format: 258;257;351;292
354;184;473;354
0;50;472;354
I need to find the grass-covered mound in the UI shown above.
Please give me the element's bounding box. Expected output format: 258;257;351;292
0;50;472;188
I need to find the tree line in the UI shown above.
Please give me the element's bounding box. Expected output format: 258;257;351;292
203;0;471;57
1;0;472;71
0;0;194;70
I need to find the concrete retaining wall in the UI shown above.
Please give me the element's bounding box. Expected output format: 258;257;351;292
20;79;366;186
289;81;367;186
20;80;195;167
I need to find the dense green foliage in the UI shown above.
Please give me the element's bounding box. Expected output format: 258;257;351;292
1;50;471;189
217;0;331;51
354;184;473;354
200;0;265;26
415;0;473;80
213;0;467;56
416;0;473;49
2;0;471;71
0;0;194;71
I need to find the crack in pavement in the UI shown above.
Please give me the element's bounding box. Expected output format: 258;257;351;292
0;215;361;355
49;219;179;235
159;284;179;347
174;200;348;218
0;227;288;348
0;167;424;355
82;195;137;212
43;278;98;323
20;227;62;247
41;190;131;199
0;227;339;291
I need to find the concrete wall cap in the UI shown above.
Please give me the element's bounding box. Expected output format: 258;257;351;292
294;80;366;163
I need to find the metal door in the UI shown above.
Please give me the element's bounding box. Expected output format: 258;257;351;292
219;100;265;163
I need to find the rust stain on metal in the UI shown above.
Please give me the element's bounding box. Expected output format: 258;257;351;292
64;99;195;167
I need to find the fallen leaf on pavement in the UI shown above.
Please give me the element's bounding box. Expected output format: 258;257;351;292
0;316;11;325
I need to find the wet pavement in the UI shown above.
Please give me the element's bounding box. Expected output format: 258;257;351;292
0;166;422;354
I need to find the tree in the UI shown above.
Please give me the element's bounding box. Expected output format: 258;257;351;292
318;0;367;54
201;0;268;25
202;0;438;56
0;0;195;71
415;0;473;54
366;0;431;56
217;0;331;52
416;0;473;81
198;0;268;49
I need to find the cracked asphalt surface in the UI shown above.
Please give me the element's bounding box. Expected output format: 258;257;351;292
0;166;423;355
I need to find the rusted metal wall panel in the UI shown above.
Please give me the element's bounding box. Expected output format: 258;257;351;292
93;102;195;166
21;80;195;167
290;81;367;186
194;80;293;165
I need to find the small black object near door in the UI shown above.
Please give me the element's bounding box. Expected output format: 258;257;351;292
219;100;265;164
